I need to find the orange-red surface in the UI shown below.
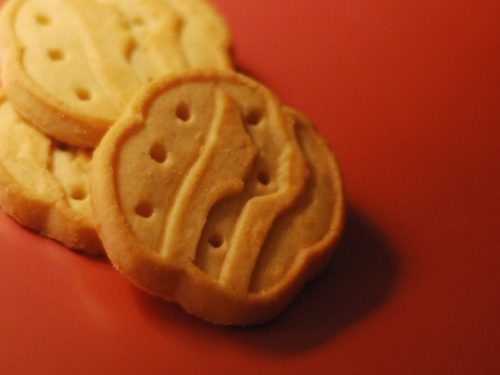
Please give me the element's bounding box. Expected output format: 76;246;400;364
1;0;499;374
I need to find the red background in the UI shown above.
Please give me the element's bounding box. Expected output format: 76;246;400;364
1;0;499;374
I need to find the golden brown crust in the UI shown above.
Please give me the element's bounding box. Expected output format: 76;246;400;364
91;71;344;324
0;152;103;255
0;92;103;255
0;0;232;147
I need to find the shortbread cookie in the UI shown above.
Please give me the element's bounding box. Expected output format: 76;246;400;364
90;71;344;325
0;0;232;147
0;91;103;254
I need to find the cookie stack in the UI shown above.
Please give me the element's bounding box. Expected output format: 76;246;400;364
0;0;344;325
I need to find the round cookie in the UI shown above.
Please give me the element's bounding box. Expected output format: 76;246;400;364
0;0;232;147
90;71;344;325
0;91;103;255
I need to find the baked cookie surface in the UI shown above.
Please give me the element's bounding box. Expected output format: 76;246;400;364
0;92;103;254
0;0;232;147
90;71;344;324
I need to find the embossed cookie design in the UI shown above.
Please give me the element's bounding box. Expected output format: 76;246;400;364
0;92;102;254
0;0;232;147
90;71;344;325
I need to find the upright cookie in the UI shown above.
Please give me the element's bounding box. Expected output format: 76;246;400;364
91;71;344;325
0;0;232;147
0;91;102;255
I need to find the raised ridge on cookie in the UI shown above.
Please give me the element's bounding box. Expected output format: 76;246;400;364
0;0;232;147
0;91;103;254
90;71;344;325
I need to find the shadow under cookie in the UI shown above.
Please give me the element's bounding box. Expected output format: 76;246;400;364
133;204;401;352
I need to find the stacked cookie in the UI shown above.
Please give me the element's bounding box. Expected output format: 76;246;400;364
0;0;231;255
0;0;344;325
